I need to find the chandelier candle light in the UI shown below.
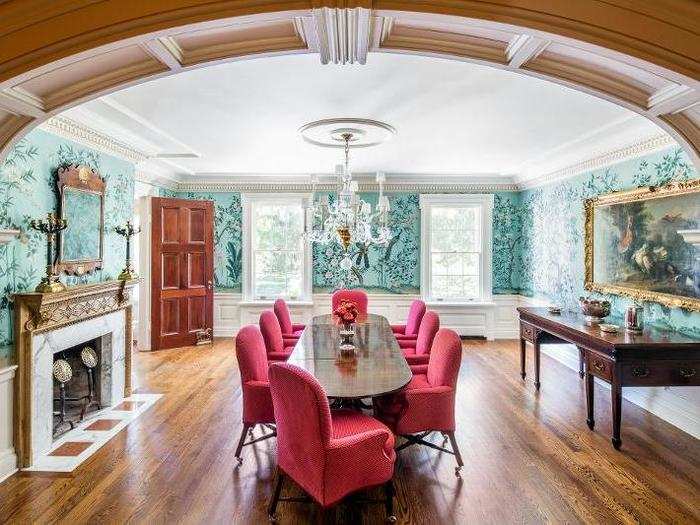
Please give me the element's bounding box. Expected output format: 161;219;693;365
302;119;395;275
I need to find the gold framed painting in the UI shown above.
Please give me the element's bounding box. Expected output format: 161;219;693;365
584;179;700;311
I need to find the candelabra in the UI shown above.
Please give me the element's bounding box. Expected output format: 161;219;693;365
29;213;68;293
115;220;141;280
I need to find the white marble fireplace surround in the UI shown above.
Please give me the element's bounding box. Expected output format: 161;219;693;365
31;310;126;465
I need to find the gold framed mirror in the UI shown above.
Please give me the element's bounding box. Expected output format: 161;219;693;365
584;179;700;311
56;164;106;275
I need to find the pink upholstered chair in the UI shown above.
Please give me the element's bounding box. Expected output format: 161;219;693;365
234;325;276;463
391;299;426;341
259;310;296;362
398;310;440;365
273;298;305;337
331;289;369;314
267;363;397;521
375;328;464;475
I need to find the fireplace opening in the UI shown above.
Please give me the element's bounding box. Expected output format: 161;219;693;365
52;338;102;439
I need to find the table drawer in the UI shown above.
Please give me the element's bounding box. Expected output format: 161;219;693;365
520;322;537;343
587;354;614;381
622;362;700;386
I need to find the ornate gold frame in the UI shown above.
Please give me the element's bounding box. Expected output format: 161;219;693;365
584;179;700;311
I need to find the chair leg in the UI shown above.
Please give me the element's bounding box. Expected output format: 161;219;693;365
235;423;251;464
447;432;464;477
384;480;397;523
268;467;285;522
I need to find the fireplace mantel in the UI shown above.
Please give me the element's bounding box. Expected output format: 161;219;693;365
13;279;137;467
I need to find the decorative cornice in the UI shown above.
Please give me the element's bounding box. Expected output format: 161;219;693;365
39;116;149;165
517;133;676;190
177;181;519;193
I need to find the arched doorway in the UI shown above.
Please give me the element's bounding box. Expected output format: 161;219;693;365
0;1;698;164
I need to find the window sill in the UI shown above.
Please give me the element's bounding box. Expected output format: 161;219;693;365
425;300;495;308
238;299;314;307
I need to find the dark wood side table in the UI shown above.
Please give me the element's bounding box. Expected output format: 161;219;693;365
517;307;700;449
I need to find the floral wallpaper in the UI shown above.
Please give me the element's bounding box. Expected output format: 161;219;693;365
0;128;135;365
519;147;700;338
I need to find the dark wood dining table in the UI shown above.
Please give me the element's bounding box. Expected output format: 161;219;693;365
287;313;412;399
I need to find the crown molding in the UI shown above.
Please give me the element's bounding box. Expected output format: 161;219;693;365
39;116;149;165
177;180;518;193
517;133;676;190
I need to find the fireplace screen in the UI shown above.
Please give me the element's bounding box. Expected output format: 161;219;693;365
52;339;102;438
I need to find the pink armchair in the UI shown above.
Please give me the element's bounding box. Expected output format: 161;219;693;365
259;310;296;362
398;310;440;365
267;362;397;521
391;299;426;341
331;288;368;314
375;328;464;475
233;325;276;463
273;298;305;337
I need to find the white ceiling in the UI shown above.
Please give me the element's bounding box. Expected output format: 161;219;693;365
62;52;667;182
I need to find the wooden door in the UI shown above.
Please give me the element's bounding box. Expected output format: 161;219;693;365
151;197;214;350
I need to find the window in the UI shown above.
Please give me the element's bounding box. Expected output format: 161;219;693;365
242;194;311;301
420;194;493;302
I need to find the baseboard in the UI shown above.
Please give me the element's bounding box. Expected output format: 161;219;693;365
0;448;17;484
540;344;700;439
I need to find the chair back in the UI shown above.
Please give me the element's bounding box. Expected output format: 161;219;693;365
405;299;426;336
269;363;332;499
331;289;369;314
235;325;269;383
259;310;284;353
415;310;440;355
273;298;293;334
427;328;462;388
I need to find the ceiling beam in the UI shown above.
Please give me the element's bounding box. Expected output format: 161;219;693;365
141;38;183;72
647;85;699;116
0;89;46;118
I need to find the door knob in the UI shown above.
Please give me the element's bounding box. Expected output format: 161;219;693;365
206;280;213;290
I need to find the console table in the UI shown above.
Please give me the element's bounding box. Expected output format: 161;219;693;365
517;307;700;449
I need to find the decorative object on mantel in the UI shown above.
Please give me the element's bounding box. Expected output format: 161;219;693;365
29;212;68;293
301;118;393;278
579;297;611;325
57;164;106;276
13;279;137;467
115;220;141;280
0;228;20;244
584;179;700;311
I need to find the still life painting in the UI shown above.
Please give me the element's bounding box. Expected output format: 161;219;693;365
585;180;700;310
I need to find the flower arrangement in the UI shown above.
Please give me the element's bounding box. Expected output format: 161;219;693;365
334;300;359;326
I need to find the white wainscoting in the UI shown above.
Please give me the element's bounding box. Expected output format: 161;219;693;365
0;365;17;483
213;292;524;340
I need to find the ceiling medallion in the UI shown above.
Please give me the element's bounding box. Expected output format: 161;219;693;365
299;118;396;148
301;118;394;280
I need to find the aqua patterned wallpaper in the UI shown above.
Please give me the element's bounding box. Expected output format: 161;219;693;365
519;147;700;338
0;128;135;364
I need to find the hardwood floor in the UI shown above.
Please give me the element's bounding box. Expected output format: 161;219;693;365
1;339;698;524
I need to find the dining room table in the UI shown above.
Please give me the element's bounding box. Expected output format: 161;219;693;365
287;313;412;400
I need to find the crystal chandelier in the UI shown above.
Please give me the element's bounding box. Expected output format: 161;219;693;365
306;131;392;271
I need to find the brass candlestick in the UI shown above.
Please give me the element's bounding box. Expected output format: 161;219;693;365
115;220;141;280
29;213;68;293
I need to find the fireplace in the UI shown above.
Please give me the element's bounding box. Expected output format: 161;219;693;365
13;280;136;468
52;337;105;438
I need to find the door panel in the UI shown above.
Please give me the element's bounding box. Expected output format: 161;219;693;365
151;197;214;350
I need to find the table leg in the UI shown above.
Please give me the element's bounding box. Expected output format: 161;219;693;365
611;379;622;450
533;340;541;390
519;338;526;380
577;347;585;378
585;370;595;430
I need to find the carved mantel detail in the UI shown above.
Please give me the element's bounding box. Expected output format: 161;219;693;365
13;279;138;468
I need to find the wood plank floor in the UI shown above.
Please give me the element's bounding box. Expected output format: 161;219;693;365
1;339;698;524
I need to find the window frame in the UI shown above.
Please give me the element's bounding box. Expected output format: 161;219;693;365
420;193;493;304
242;193;312;303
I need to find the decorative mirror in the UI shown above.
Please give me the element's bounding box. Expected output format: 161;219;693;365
57;164;106;275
